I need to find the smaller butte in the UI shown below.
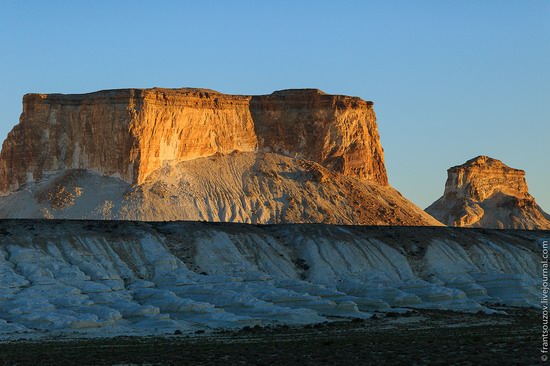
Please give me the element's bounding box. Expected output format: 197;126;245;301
426;155;550;229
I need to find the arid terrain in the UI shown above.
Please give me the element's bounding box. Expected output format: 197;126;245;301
427;156;550;229
2;1;547;364
0;307;540;365
0;220;545;341
0;88;441;225
0;88;545;365
0;153;440;225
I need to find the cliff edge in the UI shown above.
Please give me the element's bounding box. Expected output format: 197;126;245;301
0;88;387;194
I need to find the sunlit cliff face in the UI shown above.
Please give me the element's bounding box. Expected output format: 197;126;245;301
0;88;387;195
444;156;528;201
426;156;550;229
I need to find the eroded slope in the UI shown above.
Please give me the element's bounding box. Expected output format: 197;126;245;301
0;153;440;225
0;220;544;338
427;156;550;229
0;88;387;194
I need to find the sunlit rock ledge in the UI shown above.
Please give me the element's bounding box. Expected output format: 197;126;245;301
0;220;545;339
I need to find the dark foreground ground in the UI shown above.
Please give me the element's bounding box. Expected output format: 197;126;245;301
0;307;541;366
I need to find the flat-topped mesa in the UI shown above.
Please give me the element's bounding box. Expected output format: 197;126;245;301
426;156;550;229
0;88;387;194
445;155;529;201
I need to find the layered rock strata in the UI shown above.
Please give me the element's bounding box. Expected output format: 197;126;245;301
426;156;550;229
0;88;387;194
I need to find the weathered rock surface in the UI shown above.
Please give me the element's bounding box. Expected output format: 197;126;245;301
0;220;545;339
0;152;441;225
0;88;387;194
250;89;387;185
0;87;435;225
426;156;550;229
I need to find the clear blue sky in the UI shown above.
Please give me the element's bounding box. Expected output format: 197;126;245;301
1;1;548;210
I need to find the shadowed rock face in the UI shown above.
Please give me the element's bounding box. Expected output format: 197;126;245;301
426;156;550;229
250;89;387;186
0;220;545;338
0;88;387;194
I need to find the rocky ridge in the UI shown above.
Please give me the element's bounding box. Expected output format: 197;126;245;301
0;220;544;339
426;156;550;229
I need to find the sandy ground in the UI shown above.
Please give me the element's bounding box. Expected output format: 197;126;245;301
0;307;540;365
